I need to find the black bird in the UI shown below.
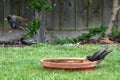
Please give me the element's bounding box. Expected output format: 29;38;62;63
7;15;19;29
20;37;37;45
86;47;112;61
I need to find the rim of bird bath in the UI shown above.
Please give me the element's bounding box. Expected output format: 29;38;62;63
40;58;100;71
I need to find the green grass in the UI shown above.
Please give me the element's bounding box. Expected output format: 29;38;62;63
0;44;120;80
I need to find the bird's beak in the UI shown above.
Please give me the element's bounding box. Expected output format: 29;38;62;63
4;18;7;21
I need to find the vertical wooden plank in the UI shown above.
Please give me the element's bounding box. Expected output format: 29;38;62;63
20;0;26;18
88;0;103;29
19;0;34;20
46;0;60;30
103;0;113;27
4;0;11;16
4;0;11;29
76;0;88;30
10;0;20;15
117;0;120;29
23;0;34;20
60;0;75;30
0;0;4;29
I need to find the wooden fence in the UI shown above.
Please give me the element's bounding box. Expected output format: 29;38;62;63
0;0;120;30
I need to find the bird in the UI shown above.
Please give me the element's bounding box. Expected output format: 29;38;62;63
86;47;112;61
7;15;19;29
20;37;37;45
7;15;28;30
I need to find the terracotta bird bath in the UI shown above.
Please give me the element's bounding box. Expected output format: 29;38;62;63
40;58;100;70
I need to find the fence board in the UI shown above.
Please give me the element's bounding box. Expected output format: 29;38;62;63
0;0;4;28
4;0;11;28
103;0;113;27
118;0;120;29
20;0;27;18
88;0;103;28
10;0;20;15
60;0;75;30
46;0;60;30
76;0;88;30
23;0;34;20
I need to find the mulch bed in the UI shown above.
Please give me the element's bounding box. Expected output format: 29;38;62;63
0;40;25;47
78;36;120;44
113;36;120;43
0;36;120;47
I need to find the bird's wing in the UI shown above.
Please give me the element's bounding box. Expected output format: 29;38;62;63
99;50;112;59
91;47;108;60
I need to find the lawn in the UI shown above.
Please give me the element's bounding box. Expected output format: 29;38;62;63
0;44;120;80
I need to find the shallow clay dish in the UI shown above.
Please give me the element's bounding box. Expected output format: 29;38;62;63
40;58;100;70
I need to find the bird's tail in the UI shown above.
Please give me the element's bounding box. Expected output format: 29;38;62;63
86;46;112;61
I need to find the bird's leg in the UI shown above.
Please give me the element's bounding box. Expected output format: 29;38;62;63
19;26;25;31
